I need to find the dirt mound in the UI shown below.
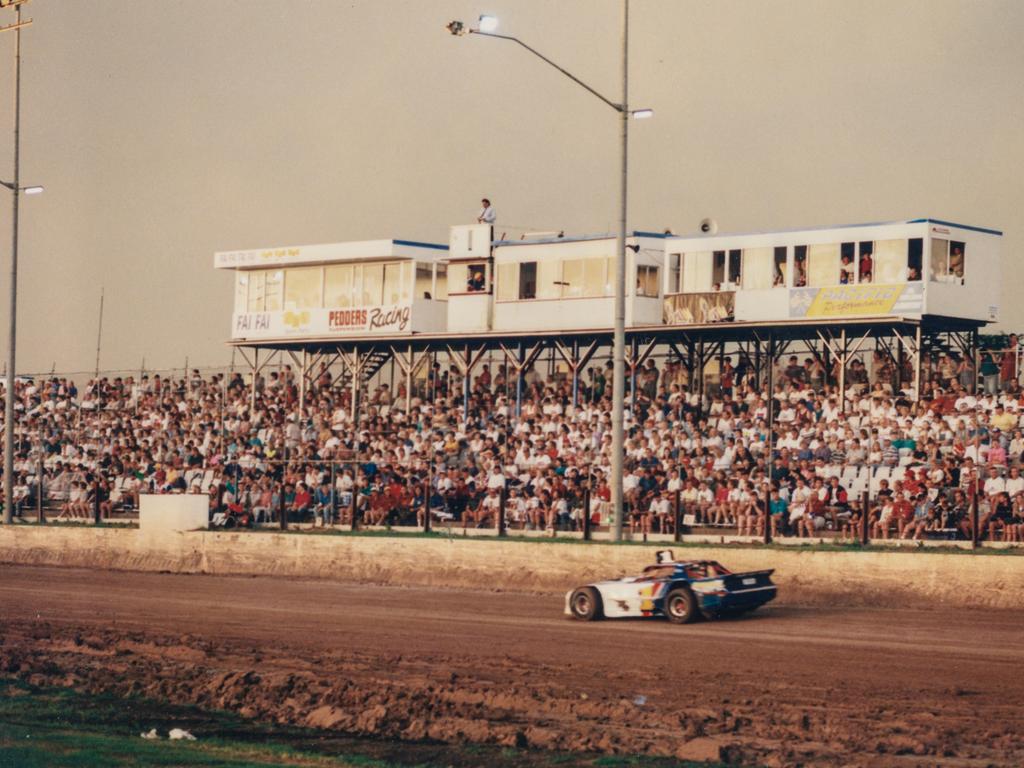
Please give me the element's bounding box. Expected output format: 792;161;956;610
2;566;1023;766
1;617;1021;767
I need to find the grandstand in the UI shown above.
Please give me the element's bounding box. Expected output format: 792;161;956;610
2;216;1019;547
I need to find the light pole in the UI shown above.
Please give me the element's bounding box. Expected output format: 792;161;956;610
1;0;36;525
447;5;651;541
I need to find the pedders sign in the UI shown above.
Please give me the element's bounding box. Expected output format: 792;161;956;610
328;305;411;334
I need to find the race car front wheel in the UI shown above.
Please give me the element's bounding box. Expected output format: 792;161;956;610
569;587;603;621
664;588;697;624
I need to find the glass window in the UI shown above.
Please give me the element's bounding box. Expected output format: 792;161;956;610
519;262;536;300
727;249;742;286
807;243;839;287
741;247;773;290
536;259;561;299
562;259;584;298
361;264;383;306
448;263;468;293
284;267;322;311
908;238;923;281
858;242;874;283
950;241;965;280
383;263;402;305
793;246;808;287
400;261;412;302
668;253;681;293
605;257;615;295
468;262;488;293
874;239;907;283
497;262;517;301
683;252;712;292
265;270;283;311
712;251;726;287
774;247;788;286
930;238;948;281
840;242;856;284
636;265;659;297
929;239;965;282
415;265;434;299
247;271;265;312
324;265;353;308
235;273;249;314
583;258;607;297
434;264;448;300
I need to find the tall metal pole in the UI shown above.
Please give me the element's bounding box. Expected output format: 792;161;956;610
93;287;105;380
3;3;22;525
611;0;629;541
762;334;774;544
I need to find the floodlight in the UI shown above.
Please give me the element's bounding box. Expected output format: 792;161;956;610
478;15;499;33
631;108;654;119
23;185;42;195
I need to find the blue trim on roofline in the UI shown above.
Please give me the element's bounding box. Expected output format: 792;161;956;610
906;219;1002;237
633;230;672;239
393;239;449;251
493;233;614;247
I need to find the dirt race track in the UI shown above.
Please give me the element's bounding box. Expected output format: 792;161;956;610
1;566;1023;767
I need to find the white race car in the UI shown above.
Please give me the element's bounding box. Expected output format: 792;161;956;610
566;550;777;624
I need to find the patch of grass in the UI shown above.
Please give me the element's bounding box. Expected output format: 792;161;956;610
0;679;729;768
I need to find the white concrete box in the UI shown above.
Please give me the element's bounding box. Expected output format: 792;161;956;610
139;494;209;533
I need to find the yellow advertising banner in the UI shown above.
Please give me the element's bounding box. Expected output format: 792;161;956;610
789;283;923;318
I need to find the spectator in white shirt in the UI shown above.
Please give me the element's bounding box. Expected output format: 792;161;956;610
477;198;496;225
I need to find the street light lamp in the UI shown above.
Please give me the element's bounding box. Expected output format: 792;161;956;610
1;0;33;526
447;1;647;541
0;181;42;194
477;15;499;34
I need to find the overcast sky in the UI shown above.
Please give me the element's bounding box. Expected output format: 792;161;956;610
0;0;1020;376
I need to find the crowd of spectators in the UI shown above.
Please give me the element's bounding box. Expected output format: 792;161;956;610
1;338;1022;544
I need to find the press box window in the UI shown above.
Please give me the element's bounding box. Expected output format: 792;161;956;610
382;263;408;305
712;250;741;288
793;246;807;286
361;264;383;306
325;265;354;308
807;244;838;287
496;262;517;301
235;273;249;314
774;247;788;286
741;247;773;290
907;238;923;280
246;269;283;312
636;265;659;297
284;267;323;311
415;266;434;299
858;242;874;283
930;238;965;282
536;260;561;299
519;262;537;300
840;243;856;284
450;262;488;293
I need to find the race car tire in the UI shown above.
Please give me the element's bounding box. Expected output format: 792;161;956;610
664;588;698;624
569;587;603;621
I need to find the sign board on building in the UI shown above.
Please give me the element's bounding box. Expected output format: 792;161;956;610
232;304;413;339
788;283;923;318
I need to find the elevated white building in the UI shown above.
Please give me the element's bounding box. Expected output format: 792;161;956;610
214;216;1000;414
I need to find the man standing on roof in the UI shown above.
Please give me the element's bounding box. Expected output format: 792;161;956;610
477;198;496;225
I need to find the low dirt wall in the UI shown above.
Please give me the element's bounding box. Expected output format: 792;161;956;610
2;526;1022;609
